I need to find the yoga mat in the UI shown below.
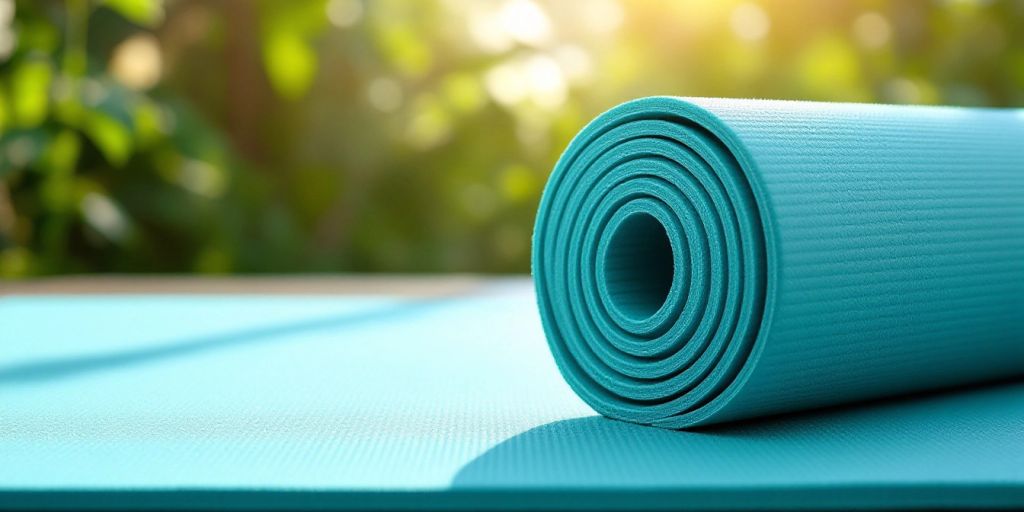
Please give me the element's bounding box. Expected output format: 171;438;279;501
1;287;1023;511
533;97;1024;428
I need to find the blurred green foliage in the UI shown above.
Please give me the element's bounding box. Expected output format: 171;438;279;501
1;0;1022;277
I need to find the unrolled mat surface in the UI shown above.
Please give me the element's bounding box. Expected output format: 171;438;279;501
1;285;1023;511
533;97;1024;429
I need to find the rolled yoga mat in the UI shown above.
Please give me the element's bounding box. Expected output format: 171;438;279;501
533;97;1024;429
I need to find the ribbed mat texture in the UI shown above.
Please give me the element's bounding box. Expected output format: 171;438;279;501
2;290;1023;510
533;97;1024;428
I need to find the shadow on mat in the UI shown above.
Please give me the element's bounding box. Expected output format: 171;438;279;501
452;381;1024;489
0;292;479;385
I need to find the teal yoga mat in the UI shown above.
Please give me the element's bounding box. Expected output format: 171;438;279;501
1;287;1023;510
533;97;1024;428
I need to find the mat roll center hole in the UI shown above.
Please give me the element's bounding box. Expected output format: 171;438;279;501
603;212;675;322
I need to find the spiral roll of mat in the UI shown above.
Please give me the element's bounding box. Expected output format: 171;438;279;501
533;97;1024;429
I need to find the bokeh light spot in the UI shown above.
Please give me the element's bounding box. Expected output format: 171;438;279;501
367;77;403;112
110;33;163;91
326;0;363;28
498;0;552;47
730;3;770;42
580;0;624;34
81;193;130;242
853;12;891;50
0;0;15;61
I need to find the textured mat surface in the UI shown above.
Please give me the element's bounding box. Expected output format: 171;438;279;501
1;285;1023;510
532;97;1024;428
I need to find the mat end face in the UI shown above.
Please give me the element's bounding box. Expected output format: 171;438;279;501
532;97;774;429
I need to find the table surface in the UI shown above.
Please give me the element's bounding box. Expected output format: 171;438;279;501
1;276;1022;511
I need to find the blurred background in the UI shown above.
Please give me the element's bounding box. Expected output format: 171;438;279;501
0;0;1021;278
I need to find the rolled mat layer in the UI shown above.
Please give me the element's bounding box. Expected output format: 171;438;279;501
533;97;1024;429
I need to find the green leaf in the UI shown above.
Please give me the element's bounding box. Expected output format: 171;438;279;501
0;248;34;278
258;0;328;100
83;110;132;167
261;32;317;100
40;130;81;175
101;0;165;27
0;82;8;133
132;99;167;149
11;58;53;127
375;24;432;78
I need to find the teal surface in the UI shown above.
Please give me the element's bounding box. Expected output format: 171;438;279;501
1;286;1023;510
533;97;1024;428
